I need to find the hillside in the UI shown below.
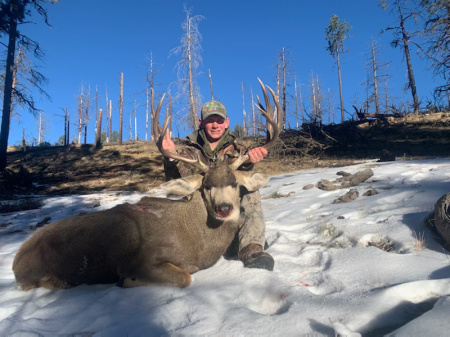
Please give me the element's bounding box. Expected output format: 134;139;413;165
1;112;450;201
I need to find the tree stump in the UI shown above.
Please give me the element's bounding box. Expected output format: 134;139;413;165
434;193;450;245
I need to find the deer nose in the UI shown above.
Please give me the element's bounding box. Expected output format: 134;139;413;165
216;203;233;218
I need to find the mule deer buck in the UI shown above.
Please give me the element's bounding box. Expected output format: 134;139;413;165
12;79;281;290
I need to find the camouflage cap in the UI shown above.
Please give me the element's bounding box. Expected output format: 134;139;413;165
201;100;227;120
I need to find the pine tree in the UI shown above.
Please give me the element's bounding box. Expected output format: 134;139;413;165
325;14;352;123
0;0;57;170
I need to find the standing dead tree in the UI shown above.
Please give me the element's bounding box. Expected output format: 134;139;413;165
170;5;204;131
327;88;336;125
364;38;392;114
380;0;421;114
144;52;162;141
118;72;124;144
77;86;83;144
309;72;325;123
64;107;69;146
83;85;90;144
275;47;294;130
208;69;214;100
94;85;99;137
134;100;137;141
241;82;246;135
95;108;103;149
75;85;90;144
294;76;306;128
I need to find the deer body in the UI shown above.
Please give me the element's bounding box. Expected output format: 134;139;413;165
13;166;267;289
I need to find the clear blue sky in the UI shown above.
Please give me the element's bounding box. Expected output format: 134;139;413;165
3;0;438;146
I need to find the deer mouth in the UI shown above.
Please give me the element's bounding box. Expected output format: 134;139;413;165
216;203;233;218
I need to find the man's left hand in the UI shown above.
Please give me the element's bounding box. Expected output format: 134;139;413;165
248;147;268;164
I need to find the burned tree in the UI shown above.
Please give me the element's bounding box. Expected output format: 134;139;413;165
380;0;421;114
170;5;204;130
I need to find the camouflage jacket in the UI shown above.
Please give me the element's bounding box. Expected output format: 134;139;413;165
164;128;253;181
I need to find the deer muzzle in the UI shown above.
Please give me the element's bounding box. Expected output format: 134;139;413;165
216;203;234;218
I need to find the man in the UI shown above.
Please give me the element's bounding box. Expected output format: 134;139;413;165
162;100;274;271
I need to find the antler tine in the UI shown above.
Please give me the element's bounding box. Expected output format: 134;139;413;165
257;78;273;120
255;78;280;150
230;78;281;171
261;85;281;149
151;88;163;140
152;94;209;173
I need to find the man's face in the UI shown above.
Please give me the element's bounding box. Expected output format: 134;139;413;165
199;115;230;142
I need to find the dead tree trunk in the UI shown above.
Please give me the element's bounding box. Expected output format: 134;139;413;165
64;107;68;146
134;100;137;142
399;8;419;114
242;82;246;135
84;85;90;144
96;108;103;149
119;72;124;144
209;69;214;100
78;86;83;144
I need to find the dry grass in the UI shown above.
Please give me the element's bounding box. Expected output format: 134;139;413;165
412;231;427;251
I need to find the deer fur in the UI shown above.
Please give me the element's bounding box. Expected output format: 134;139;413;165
12;165;269;290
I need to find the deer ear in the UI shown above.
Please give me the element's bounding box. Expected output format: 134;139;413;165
235;171;269;192
160;174;204;195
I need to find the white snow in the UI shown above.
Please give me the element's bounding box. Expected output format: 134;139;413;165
1;158;450;336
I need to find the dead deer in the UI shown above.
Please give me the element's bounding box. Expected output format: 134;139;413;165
12;79;281;290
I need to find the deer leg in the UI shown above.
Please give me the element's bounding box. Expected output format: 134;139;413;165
121;262;192;288
17;275;72;291
38;275;72;290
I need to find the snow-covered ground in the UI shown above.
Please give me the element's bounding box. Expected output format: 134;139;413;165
1;158;450;336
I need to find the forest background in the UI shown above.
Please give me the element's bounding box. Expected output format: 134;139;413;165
1;0;448;154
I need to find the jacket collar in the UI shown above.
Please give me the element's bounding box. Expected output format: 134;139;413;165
187;128;235;160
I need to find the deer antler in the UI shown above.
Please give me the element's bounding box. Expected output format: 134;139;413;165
230;78;281;170
152;91;209;173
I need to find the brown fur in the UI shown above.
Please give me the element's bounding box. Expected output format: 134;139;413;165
12;165;268;290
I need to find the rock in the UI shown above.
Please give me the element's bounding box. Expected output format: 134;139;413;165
316;179;338;191
303;184;315;190
433;193;450;245
341;168;374;188
363;188;378;196
336;171;351;177
30;216;51;230
333;189;359;204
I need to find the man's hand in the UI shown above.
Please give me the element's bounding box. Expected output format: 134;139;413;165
247;147;268;164
162;130;176;154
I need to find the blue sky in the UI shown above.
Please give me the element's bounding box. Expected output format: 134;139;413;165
3;0;439;146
